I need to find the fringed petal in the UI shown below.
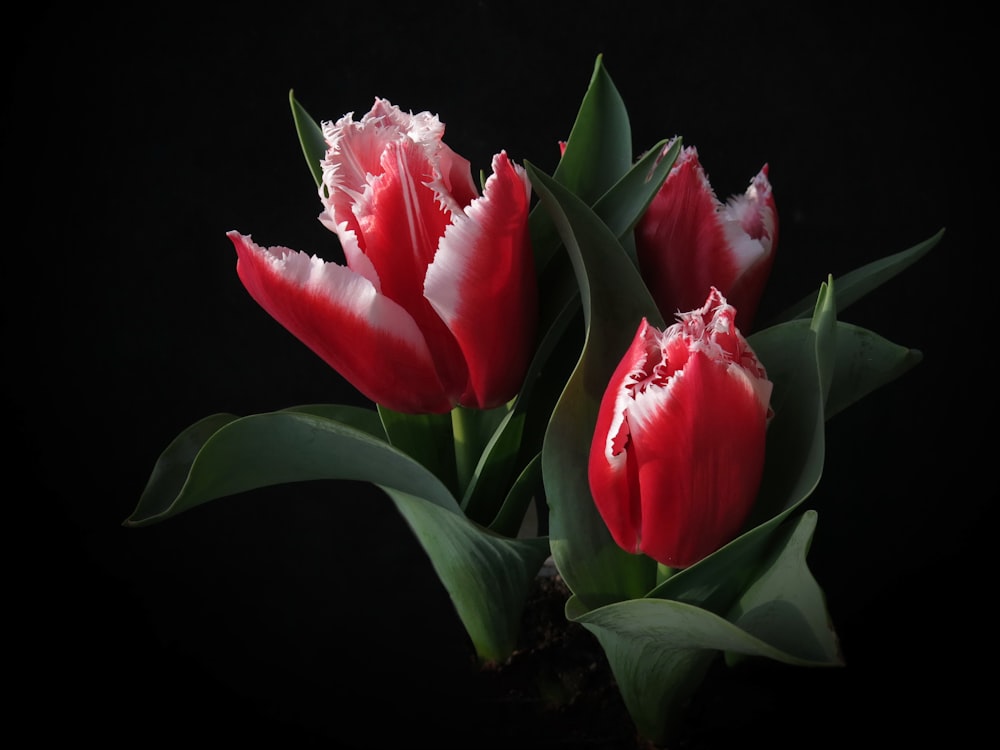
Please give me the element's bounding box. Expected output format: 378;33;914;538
720;165;778;329
630;350;769;568
424;152;536;408
636;144;778;331
588;319;662;555
587;294;772;569
228;231;454;413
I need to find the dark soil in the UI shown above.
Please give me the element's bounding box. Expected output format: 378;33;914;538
461;574;646;750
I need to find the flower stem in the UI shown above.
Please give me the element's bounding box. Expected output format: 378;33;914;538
451;405;477;497
656;563;676;587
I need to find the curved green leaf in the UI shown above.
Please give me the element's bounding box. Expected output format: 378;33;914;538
289;89;327;189
743;279;836;529
825;322;922;419
529;163;664;609
726;510;841;665
532;54;633;275
768;228;943;324
383;486;551;665
459;406;527;525
286;403;386;436
567;511;839;745
487;452;543;538
126;408;458;527
552;54;633;212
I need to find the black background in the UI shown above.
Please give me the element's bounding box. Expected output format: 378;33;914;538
9;3;994;748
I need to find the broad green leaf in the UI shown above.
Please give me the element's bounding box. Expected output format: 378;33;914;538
529;163;664;608
825;322;922;419
126;413;241;525
726;510;841;665
744;279;836;528
126;408;458;526
384;486;551;664
286;403;385;437
768;228;943;324
567;512;839;745
127;405;549;664
289;90;327;189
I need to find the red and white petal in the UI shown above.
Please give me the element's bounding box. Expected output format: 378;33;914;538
628;350;769;568
228;231;454;413
636;146;740;320
719;165;778;330
424;152;536;409
317;215;382;290
587;320;661;555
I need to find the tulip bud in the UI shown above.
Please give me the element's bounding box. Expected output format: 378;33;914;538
636;141;778;332
588;288;773;568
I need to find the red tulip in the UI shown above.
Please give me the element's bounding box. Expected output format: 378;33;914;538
635;140;778;332
228;99;536;414
588;288;773;569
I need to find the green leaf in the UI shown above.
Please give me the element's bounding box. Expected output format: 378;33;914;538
567;511;840;745
486;451;543;538
526;139;681;424
126;407;456;526
529;163;664;609
590;137;682;266
726;510;841;665
126;405;549;664
289;89;327;189
286;403;386;436
825;322;923;419
383;486;551;664
552;54;633;208
531;54;633;276
743;279;837;528
459;406;528;525
768;228;943;324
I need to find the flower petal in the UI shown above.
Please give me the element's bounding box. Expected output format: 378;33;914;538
588;294;773;569
321;131;470;402
228;231;453;413
719;164;778;329
636;144;777;331
629;349;769;568
587;318;661;555
424;152;536;408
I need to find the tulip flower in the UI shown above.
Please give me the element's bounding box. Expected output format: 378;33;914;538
588;288;773;569
228;98;536;414
635;140;778;332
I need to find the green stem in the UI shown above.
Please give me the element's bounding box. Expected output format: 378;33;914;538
656;563;676;587
451;405;477;498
